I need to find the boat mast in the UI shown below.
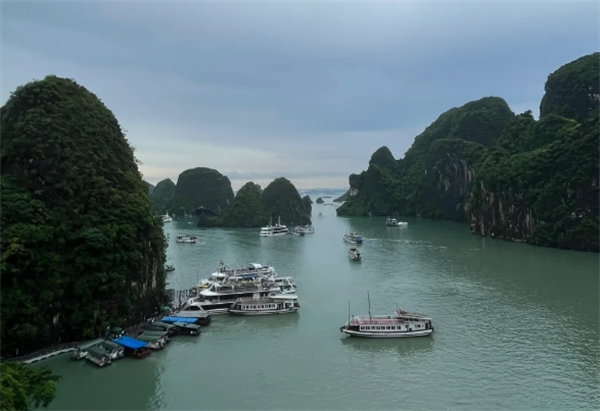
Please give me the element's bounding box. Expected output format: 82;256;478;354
367;291;372;319
347;300;350;323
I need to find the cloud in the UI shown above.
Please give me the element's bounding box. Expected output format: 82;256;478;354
1;1;598;189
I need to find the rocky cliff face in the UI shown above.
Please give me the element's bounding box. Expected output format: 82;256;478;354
0;75;167;356
337;52;599;252
337;96;514;218
168;167;234;216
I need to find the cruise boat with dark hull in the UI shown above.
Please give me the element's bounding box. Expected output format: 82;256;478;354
340;293;434;338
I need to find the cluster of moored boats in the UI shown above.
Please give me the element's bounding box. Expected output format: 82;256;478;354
71;313;211;367
259;216;315;237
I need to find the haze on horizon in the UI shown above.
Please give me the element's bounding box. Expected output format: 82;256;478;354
1;1;598;191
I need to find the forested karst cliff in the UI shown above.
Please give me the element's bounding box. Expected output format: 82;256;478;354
197;177;312;228
150;178;176;214
167;167;234;216
337;53;599;252
0;75;168;358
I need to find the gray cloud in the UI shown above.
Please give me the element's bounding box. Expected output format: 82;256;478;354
2;1;598;188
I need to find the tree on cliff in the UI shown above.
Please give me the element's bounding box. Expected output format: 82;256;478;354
0;362;59;411
210;182;270;227
262;177;312;226
0;75;168;358
168;167;234;216
540;52;599;122
150;178;176;214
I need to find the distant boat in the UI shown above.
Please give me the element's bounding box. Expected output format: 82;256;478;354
386;217;407;227
295;225;314;234
165;264;175;272
348;246;362;261
318;212;323;218
343;232;363;245
162;212;172;223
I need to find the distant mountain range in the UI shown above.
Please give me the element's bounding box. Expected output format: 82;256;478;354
298;188;347;199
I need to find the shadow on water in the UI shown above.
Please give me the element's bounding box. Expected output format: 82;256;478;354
340;335;434;358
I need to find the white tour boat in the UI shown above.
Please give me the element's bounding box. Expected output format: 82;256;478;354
295;225;315;234
176;234;197;243
386;217;408;227
348;246;362;261
229;293;300;315
343;232;363;245
197;262;277;289
185;278;295;314
340;293;434;338
259;216;289;237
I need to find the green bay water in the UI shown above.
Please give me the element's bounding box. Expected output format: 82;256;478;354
35;202;599;410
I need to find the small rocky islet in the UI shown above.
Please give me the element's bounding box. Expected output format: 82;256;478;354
0;52;598;410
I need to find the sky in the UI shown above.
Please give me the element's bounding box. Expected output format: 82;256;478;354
1;1;598;190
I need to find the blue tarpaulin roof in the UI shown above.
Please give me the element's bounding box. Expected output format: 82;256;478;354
161;316;198;324
113;335;147;349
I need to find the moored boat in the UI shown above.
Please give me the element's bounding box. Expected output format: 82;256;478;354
135;331;169;349
71;338;104;361
340;293;434;339
165;264;175;272
112;336;152;359
295;225;315;234
85;346;112;367
176;234;197;243
229;293;300;315
348;246;362;261
171;321;202;335
259;216;289;237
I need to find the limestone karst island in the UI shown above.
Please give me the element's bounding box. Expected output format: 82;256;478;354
0;23;598;411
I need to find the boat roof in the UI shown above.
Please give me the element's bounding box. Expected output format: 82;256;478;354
161;316;198;324
87;346;107;357
100;340;121;349
351;313;432;323
137;332;163;341
113;335;147;349
151;321;175;328
77;338;104;349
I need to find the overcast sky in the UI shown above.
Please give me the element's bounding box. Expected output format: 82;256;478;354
2;1;598;190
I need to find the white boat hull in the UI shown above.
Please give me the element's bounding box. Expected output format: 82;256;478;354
229;307;299;316
341;328;433;338
259;232;288;237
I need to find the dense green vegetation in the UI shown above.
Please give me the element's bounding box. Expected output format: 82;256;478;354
302;195;313;215
337;52;599;251
0;362;59;411
334;190;350;202
197;177;312;227
167;167;234;217
0;76;168;359
150;178;176;214
315;197;325;204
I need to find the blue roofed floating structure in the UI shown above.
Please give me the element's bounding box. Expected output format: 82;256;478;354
113;335;148;350
161;316;199;324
